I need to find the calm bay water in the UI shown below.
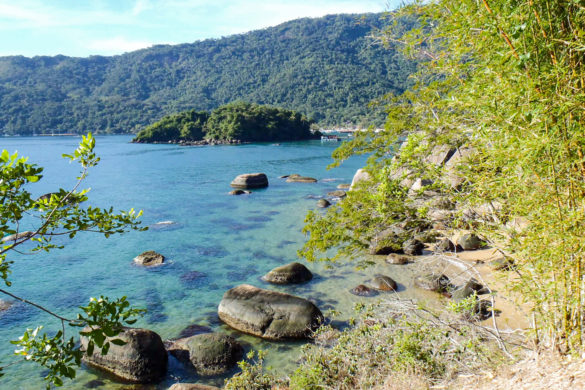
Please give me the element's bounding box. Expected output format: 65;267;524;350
0;135;428;389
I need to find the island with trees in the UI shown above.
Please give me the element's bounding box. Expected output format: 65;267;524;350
132;102;319;144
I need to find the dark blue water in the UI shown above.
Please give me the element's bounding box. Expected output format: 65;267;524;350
0;136;424;389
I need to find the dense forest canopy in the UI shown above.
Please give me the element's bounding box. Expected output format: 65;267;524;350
133;102;316;143
0;13;417;136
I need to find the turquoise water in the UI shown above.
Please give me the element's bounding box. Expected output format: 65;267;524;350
0;136;427;389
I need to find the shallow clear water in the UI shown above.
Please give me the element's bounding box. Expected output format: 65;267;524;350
0;136;431;389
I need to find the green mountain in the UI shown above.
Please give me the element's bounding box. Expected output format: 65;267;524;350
0;13;417;135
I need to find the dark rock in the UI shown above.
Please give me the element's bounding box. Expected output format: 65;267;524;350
134;251;165;266
167;333;243;376
451;281;478;301
457;233;484;251
337;183;351;189
435;238;456;252
369;275;397;291
1;231;34;243
218;284;323;340
349;284;379;297
327;190;346;198
262;262;313;284
84;379;106;388
316;199;331;208
81;327;167;383
230;173;269;189
386;254;412;265
229;189;251;195
476;300;493;320
402;238;424;256
413;273;450;292
286;174;318;183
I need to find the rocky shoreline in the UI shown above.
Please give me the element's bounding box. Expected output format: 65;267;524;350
77;153;523;389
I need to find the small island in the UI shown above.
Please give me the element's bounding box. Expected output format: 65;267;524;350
132;102;320;144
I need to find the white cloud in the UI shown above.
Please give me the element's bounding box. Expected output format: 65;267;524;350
87;37;154;55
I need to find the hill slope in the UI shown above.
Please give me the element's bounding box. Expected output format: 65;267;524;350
0;13;416;135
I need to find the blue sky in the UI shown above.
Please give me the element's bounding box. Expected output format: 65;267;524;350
0;0;402;58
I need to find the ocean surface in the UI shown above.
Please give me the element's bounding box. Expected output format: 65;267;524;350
0;135;432;389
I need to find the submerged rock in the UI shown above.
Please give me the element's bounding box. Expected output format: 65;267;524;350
262;262;313;284
286;174;318;183
81;327;167;383
413;273;450;292
386;253;412;265
168;384;221;390
230;173;269;189
369;275;397;291
349;284;379;297
317;199;331;208
218;284;323;340
337;183;351;189
134;251;165;266
327;190;347;198
167;333;243;376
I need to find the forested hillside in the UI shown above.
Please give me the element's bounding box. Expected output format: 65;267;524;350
0;13;416;135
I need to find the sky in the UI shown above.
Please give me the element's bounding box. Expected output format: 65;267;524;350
0;0;402;58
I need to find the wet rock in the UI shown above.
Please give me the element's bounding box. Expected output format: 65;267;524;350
286;174;318;183
413;273;450;292
1;231;34;243
457;233;484;251
134;251;165;266
337;183;351;189
369;275;397;291
350;169;371;190
327;190;346;198
229;189;251;195
230;173;269;189
81;327;167;383
167;333;243;376
349;284;379;297
218;284;323;340
178;324;213;339
316;199;331;208
402;238;424;256
262;262;313;284
386;254;412;265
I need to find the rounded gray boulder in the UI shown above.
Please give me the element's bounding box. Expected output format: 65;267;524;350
81;327;167;383
262;262;313;284
286;174;318;183
167;333;243;376
230;173;269;189
218;284;323;340
369;275;397;291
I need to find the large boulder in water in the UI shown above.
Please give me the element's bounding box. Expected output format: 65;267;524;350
81;327;167;383
218;284;323;340
262;262;313;284
134;250;165;266
413;273;451;292
230;173;269;189
368;275;397;291
167;333;243;376
316;199;331;208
